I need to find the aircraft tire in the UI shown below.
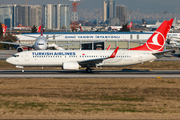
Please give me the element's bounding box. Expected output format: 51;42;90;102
86;68;92;73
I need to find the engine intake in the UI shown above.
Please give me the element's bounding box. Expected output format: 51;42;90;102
17;47;23;52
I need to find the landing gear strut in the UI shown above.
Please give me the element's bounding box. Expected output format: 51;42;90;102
86;67;92;73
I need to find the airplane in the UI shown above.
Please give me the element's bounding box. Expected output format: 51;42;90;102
142;18;176;31
106;22;133;31
6;18;174;73
0;25;53;52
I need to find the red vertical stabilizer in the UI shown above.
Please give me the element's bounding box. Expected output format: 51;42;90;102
129;18;174;51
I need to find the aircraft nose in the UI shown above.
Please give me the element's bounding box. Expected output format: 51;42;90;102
6;57;13;64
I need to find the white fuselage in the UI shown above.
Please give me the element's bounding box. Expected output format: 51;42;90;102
6;50;160;68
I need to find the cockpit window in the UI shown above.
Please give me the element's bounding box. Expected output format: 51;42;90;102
37;43;44;45
13;55;19;57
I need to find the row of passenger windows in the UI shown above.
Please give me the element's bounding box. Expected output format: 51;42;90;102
32;55;131;58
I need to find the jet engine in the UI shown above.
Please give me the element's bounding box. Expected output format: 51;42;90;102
17;47;23;52
62;62;79;70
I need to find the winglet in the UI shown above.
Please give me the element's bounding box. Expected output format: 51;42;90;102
109;47;119;58
106;45;111;50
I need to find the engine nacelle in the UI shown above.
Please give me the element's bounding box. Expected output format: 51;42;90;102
171;49;176;54
62;62;79;70
17;47;23;52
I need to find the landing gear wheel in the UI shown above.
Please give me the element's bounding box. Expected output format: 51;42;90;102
86;68;92;73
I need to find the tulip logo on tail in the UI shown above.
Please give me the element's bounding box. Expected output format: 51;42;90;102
146;31;165;51
3;26;7;34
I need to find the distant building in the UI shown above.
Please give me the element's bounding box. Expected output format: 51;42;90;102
43;4;70;30
109;18;119;26
44;4;53;29
60;4;70;30
0;5;13;28
56;4;62;29
107;0;115;19
29;5;42;27
0;4;70;30
103;0;107;23
116;5;127;26
0;4;42;28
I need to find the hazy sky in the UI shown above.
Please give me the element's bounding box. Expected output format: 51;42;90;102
1;0;180;14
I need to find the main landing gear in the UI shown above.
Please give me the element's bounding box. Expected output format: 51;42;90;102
86;67;92;73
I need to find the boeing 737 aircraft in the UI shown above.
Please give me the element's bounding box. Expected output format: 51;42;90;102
6;19;174;73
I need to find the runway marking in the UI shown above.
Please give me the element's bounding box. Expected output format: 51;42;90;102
157;77;162;79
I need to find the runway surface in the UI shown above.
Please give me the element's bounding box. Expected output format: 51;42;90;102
1;69;180;78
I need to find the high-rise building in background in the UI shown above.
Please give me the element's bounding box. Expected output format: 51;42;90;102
56;4;62;29
43;4;53;29
103;0;128;26
116;5;127;26
0;4;42;29
60;4;70;30
0;5;13;28
43;4;70;30
0;4;69;30
21;5;29;27
103;0;107;22
107;0;115;19
29;5;42;27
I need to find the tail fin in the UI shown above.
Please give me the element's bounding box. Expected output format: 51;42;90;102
40;17;43;36
3;26;7;34
172;17;176;27
37;25;41;33
79;26;83;32
127;22;133;28
129;18;174;51
142;19;146;24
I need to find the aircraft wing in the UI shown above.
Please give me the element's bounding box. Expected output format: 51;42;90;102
0;41;33;48
78;47;119;67
22;35;38;39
